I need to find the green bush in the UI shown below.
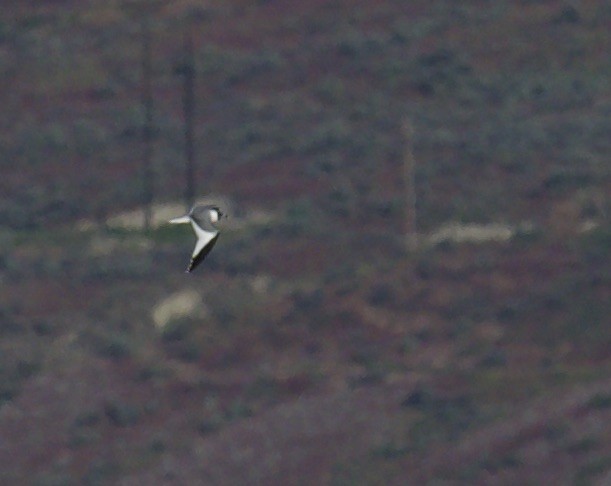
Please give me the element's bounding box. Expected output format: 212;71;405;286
587;392;611;409
104;400;141;427
90;332;134;359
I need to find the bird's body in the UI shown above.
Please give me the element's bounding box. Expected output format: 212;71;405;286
169;204;225;273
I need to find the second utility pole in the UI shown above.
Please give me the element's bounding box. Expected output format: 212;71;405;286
182;27;196;210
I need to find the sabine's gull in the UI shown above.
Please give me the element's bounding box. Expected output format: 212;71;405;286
169;204;225;273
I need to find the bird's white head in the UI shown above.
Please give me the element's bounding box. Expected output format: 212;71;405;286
210;209;219;223
209;206;226;223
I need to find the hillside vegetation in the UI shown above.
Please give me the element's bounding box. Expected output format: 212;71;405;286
0;0;609;484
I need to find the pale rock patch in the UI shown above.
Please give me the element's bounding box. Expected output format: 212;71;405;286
106;203;186;230
88;235;119;256
78;197;277;232
88;234;152;256
427;222;518;245
152;289;208;330
578;219;599;233
248;274;272;295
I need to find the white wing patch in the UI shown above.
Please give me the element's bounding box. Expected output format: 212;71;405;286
190;220;217;258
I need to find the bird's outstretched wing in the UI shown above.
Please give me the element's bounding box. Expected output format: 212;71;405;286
186;221;219;273
187;233;219;273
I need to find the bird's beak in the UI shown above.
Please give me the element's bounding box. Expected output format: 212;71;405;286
169;215;190;224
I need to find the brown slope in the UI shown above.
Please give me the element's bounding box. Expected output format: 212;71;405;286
120;377;418;485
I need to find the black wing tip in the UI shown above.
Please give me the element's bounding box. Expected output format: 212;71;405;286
183;234;219;274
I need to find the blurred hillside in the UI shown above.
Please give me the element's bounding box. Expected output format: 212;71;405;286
0;0;609;484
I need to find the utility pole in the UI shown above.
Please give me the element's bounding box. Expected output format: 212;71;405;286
402;119;418;250
141;14;154;231
181;26;196;210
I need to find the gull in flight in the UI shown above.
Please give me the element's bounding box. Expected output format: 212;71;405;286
169;204;225;273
